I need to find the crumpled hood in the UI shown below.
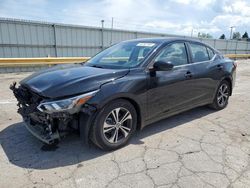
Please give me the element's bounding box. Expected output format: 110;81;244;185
20;64;129;98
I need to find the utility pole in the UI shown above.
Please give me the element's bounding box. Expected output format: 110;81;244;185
110;17;114;45
191;28;194;37
101;20;104;50
230;26;235;40
101;20;104;28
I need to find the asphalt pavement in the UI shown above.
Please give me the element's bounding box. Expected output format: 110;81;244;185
1;60;250;188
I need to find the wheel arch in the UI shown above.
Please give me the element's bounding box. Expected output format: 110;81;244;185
97;96;143;131
222;77;232;96
83;96;143;149
119;97;142;130
211;76;233;105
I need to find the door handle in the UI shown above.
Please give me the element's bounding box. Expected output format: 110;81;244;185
185;71;192;79
217;64;223;70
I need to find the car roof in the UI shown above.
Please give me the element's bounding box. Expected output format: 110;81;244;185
124;37;218;52
124;37;206;45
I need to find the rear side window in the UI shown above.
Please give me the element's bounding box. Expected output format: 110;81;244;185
189;43;209;63
207;47;215;59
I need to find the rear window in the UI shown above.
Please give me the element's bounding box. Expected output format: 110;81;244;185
189;43;210;63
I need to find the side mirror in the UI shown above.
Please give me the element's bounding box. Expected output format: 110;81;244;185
153;60;174;71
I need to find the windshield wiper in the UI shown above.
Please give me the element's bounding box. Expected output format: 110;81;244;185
89;65;104;68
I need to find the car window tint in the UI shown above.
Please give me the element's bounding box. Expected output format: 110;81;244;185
155;43;188;66
189;43;210;62
207;47;215;59
86;41;158;69
138;47;152;61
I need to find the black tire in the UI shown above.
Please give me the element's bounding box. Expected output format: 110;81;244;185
209;80;231;110
90;99;137;151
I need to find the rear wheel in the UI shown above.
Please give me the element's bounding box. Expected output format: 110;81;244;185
209;80;230;110
91;99;137;151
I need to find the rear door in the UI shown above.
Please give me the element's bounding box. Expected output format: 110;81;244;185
187;42;221;103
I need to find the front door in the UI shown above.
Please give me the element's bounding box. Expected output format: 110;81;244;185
146;42;197;123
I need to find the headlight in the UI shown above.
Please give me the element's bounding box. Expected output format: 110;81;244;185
37;90;98;113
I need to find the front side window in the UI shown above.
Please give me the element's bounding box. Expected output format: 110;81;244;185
155;43;188;66
207;47;215;59
85;41;159;69
189;43;210;63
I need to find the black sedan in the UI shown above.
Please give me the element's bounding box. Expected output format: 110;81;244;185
11;38;237;150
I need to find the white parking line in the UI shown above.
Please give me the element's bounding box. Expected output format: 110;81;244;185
0;100;16;104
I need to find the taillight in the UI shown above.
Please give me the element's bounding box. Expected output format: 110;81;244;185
233;61;237;68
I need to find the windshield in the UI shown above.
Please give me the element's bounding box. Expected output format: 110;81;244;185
85;41;159;69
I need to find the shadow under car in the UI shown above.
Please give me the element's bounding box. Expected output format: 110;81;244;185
0;106;215;170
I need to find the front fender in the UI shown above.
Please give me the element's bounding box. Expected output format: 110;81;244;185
86;72;148;130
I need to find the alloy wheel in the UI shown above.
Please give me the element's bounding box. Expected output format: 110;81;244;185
217;83;229;107
103;107;132;144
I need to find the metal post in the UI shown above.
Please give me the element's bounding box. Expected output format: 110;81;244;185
52;24;58;57
235;40;238;55
246;41;249;54
101;20;104;50
230;28;232;40
110;17;113;46
225;40;229;54
191;28;193;37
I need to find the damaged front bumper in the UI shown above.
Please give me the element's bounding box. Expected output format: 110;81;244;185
10;82;96;145
24;118;61;144
21;105;79;145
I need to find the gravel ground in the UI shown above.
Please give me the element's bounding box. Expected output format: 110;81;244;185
1;60;250;188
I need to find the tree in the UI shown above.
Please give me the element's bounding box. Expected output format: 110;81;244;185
206;33;213;39
242;32;249;40
219;34;226;39
233;32;241;40
198;32;213;39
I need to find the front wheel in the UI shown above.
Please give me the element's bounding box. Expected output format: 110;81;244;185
209;80;230;110
90;99;137;151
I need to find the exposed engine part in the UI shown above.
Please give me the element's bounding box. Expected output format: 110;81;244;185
10;82;80;144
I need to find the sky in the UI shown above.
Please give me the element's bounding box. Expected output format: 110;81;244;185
0;0;250;38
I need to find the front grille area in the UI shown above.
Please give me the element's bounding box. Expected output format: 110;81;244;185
10;82;46;123
10;82;79;144
11;83;43;106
